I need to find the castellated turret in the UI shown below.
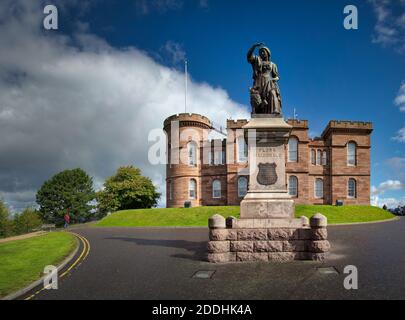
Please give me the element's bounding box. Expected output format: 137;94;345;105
164;113;212;208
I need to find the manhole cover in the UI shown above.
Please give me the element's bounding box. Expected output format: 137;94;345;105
317;266;339;275
192;270;216;279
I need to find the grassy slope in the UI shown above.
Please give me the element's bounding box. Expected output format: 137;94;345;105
296;205;395;224
96;206;241;227
0;232;76;298
96;205;395;227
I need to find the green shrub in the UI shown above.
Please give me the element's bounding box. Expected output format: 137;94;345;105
0;200;14;238
13;208;43;235
97;166;160;214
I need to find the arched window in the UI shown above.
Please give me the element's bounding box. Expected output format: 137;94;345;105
288;176;298;197
348;179;357;198
237;136;248;163
322;151;328;166
316;150;322;166
238;177;248;198
311;149;316;165
212;180;221;199
347;142;356;166
315;178;324;199
189;179;196;199
288;137;298;162
187;142;197;166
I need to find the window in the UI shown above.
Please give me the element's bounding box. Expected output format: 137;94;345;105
288;137;298;162
188;142;197;166
208;150;213;166
347;142;356;166
315;178;323;198
238;177;248;198
322;151;328;166
222;150;226;165
288;176;298;197
212;180;221;199
237;136;248;163
169;181;173;200
189;179;196;199
311;149;316;165
214;150;223;165
316;150;322;166
348;179;356;198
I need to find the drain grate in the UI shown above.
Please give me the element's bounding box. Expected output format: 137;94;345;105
317;266;339;275
192;270;216;279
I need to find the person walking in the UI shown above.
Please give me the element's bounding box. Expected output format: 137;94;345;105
64;209;70;229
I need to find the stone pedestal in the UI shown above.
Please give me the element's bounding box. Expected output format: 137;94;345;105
207;214;330;263
207;115;330;263
240;115;294;219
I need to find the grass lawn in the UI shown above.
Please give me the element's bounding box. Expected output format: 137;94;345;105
295;205;395;224
96;206;241;227
95;205;395;228
0;232;76;298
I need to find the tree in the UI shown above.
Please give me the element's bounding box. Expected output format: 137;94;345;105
0;200;14;238
13;208;42;235
382;204;388;211
36;168;95;224
98;166;160;214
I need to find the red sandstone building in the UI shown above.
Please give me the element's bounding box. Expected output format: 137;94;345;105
164;113;372;208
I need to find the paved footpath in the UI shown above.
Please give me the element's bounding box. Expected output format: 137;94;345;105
23;217;405;300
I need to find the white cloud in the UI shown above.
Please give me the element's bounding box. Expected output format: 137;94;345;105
135;0;183;15
393;127;405;142
160;41;186;65
395;82;405;112
369;0;405;52
0;1;249;211
371;195;405;208
371;180;404;196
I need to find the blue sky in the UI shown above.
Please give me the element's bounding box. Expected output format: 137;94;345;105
0;0;404;209
73;0;405;206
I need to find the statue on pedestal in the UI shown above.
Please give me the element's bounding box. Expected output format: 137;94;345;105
247;43;282;115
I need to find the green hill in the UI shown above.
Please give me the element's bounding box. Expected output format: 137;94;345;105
95;205;395;227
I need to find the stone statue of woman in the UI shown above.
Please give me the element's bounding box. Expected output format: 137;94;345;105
247;43;282;115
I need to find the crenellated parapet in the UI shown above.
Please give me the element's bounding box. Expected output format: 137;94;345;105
287;119;309;129
226;119;249;130
164;113;212;132
322;120;373;138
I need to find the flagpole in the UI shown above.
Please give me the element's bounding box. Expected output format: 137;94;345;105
185;59;188;114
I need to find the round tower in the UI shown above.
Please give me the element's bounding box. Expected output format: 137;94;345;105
163;113;212;208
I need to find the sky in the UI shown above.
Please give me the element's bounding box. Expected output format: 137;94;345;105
0;0;404;211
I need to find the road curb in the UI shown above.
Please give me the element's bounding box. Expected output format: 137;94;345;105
1;233;80;301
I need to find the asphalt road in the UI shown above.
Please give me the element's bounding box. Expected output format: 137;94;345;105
25;217;405;300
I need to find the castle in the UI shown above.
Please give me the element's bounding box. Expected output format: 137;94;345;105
163;113;372;208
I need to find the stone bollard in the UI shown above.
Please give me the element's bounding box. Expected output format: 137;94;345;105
226;216;237;229
207;215;236;263
208;214;226;229
300;216;310;227
309;213;330;261
310;213;328;228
